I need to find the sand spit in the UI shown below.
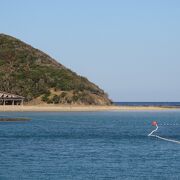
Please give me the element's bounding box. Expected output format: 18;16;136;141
0;105;179;112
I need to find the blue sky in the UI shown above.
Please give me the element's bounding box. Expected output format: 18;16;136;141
1;0;180;101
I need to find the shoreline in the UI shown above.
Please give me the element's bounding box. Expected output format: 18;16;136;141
0;105;180;112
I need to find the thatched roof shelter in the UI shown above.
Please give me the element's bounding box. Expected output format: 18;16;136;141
0;91;24;105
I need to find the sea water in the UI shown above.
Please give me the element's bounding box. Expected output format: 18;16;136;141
114;102;180;107
0;111;180;179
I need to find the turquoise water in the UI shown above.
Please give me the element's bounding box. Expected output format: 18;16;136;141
0;111;180;179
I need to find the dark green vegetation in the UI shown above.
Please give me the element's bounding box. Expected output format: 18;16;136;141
0;34;111;105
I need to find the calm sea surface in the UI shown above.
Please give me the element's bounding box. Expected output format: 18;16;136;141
0;111;180;179
114;102;180;107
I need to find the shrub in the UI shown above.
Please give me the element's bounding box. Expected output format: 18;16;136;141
52;95;60;104
42;94;49;102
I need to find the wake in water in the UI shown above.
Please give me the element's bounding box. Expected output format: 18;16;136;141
148;121;180;144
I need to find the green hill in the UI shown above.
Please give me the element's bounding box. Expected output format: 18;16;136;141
0;34;112;105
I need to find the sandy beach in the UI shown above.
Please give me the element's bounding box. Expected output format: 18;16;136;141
0;105;179;112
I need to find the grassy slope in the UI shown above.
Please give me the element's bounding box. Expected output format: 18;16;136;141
0;34;111;105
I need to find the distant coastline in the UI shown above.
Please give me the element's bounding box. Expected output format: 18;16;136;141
0;104;180;112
